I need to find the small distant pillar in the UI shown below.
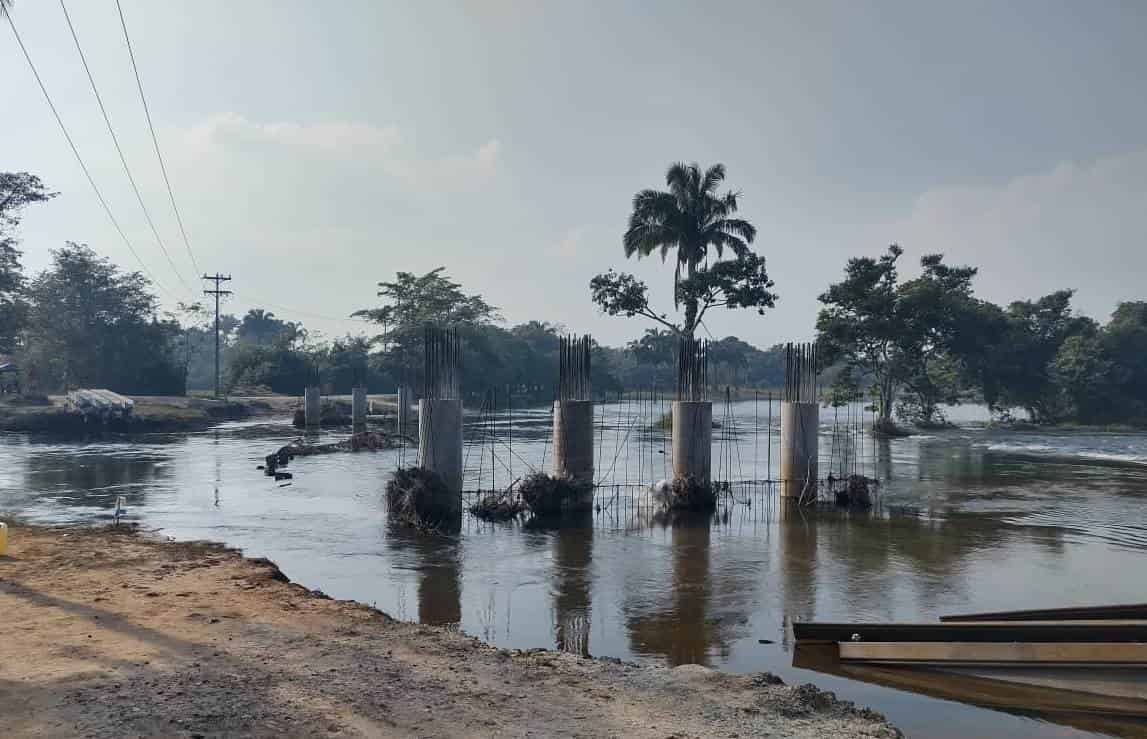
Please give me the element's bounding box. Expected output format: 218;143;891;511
418;398;463;496
780;401;819;498
351;386;368;432
672;401;712;485
304;386;321;428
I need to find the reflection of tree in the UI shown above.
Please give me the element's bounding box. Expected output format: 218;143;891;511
386;526;462;627
551;512;593;656
20;445;169;511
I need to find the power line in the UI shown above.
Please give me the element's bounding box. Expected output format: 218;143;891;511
59;0;193;296
4;4;170;295
238;292;367;325
115;0;201;277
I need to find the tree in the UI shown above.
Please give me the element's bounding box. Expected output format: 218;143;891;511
353;267;501;392
1102;302;1147;421
894;254;978;426
0;172;56;353
236;308;301;347
817;245;904;430
985;291;1094;423
591;162;775;337
817;245;977;430
23;243;184;393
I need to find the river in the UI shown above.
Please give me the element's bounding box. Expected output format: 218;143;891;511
2;400;1146;738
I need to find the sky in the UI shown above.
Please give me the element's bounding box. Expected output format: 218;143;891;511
3;0;1146;348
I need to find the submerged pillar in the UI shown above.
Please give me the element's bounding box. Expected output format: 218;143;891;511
553;400;595;483
304;386;321;428
780;401;819;498
552;399;595;510
418;398;463;496
672;400;712;485
351;386;368;432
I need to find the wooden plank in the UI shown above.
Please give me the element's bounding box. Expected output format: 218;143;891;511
951;666;1147;702
793;620;1147;644
839;641;1147;665
942;603;1147;622
794;643;1147;728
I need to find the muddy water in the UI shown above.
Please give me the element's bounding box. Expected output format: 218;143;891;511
2;401;1146;738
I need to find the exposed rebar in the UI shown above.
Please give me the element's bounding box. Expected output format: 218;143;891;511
423;326;461;400
783;342;819;403
676;336;709;402
558;334;592;401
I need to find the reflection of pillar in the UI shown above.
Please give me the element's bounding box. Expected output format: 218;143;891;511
418;538;462;626
387;526;463;627
672;401;712;484
418;398;463;495
304;386;321;428
779;501;818;647
668;516;713;664
625;513;715;666
780;401;819;498
351;386;367;432
876;436;893;483
552;512;593;656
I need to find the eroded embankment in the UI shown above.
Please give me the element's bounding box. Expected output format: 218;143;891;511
0;525;900;738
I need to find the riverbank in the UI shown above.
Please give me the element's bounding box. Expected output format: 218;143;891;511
0;395;280;434
0;524;900;738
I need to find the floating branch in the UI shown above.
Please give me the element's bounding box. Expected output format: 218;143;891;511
558;334;592;402
783;342;818;403
423;326;461;401
676;336;709;402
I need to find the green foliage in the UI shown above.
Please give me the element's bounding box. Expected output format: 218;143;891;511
593;162;774;336
22;243;184;394
0;172;57;354
354;267;500;392
958;290;1097;423
817;245;977;428
236;308;301;347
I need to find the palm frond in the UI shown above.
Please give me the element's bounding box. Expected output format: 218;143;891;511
701;163;726;194
721;217;757;245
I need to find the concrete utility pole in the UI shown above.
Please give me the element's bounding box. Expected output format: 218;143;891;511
202;273;233;398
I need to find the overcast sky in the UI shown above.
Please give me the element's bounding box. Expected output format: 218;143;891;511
4;1;1146;347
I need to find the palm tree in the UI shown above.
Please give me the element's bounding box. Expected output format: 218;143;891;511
623;162;757;337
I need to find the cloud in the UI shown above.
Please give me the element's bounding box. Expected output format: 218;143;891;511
551;225;589;258
881;148;1147;319
177;113;501;191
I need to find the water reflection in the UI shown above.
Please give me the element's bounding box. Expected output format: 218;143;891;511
625;512;720;665
20;446;170;512
779;501;818;634
386;526;462;627
5;408;1147;738
549;512;593;656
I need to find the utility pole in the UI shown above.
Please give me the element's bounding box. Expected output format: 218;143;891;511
202;273;233;398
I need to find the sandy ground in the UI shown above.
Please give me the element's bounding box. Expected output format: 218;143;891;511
0;525;900;738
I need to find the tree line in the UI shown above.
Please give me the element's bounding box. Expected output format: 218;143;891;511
816;245;1147;429
0;171;782;400
5;165;1145;427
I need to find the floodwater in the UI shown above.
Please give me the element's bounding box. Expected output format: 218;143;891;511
3;400;1147;738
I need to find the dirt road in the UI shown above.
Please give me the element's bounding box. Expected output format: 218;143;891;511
0;525;900;738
